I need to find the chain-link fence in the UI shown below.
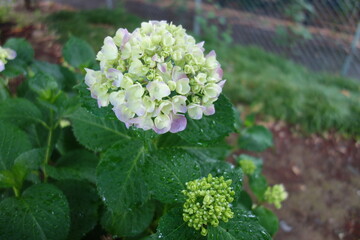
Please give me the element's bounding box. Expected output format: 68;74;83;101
123;0;360;79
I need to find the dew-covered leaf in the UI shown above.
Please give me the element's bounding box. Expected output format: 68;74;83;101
144;148;202;204
96;139;148;212
101;200;155;237
178;94;235;144
154;208;205;240
207;207;271;240
47;150;98;183
0;122;32;170
253;206;279;236
0;184;70;240
70;107;130;152
55;180;100;240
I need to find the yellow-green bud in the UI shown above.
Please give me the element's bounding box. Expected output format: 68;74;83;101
239;159;256;175
182;174;235;236
264;184;288;209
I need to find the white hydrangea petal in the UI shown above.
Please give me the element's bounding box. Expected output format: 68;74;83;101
106;68;123;87
172;95;187;113
113;105;135;126
100;36;118;60
146;80;171;100
127;99;146;116
176;78;190;95
126;83;144;100
5;48;16;60
130;114;154;130
170;113;187;133
109;90;125;107
143;96;155;113
204;83;222;98
188;103;204;120
153;113;171;134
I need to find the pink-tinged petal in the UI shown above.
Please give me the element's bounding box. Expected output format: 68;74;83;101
106;68;123;87
206;50;216;58
0;61;4;72
153;126;170;134
216;67;223;79
157;63;167;73
204;105;215;116
170;114;187;133
196;41;205;52
218;80;226;88
172;67;187;82
6;49;16;60
120;29;131;50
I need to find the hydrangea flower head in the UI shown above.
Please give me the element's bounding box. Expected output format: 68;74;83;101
239;159;256;175
264;184;288;209
182;174;235;236
0;46;16;72
85;21;225;134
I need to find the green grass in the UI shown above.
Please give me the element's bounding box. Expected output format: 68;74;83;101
45;8;360;137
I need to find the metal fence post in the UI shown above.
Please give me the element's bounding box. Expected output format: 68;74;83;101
193;0;202;36
341;22;360;77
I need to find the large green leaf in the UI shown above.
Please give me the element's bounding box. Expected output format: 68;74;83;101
96;139;149;212
253;206;279;236
238;126;273;152
55;180;100;240
0;122;32;170
46;150;98;183
70;107;130;152
144;148;202;204
28;72;59;101
62;37;95;68
178;94;235;144
0;98;45;127
4;38;34;63
249;173;268;201
101;200;155;237
0;184;70;240
207;208;271;240
154;208;205;240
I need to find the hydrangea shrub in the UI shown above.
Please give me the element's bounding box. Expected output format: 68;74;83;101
0;21;286;240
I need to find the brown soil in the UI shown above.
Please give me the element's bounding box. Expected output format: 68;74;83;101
233;121;360;240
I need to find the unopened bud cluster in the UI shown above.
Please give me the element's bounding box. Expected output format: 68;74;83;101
85;21;225;134
238;159;256;175
264;184;288;209
0;46;16;72
182;174;235;236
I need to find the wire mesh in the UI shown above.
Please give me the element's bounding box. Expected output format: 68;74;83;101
123;0;360;79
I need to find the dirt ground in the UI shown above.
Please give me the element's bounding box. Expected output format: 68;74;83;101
242;122;360;240
3;3;360;240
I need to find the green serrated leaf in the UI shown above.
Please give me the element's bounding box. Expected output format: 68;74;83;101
47;150;98;183
238;125;273;152
55;180;100;240
253;206;279;236
56;127;83;155
249;173;268;201
4;38;34;63
101;200;155;237
0;184;70;240
0;122;32;170
63;37;95;68
236;190;253;210
96;139;149;212
0;98;45;127
28;72;59;101
178;94;235;144
145;148;202;204
70;107;130;152
207;207;271;240
154;208;205;240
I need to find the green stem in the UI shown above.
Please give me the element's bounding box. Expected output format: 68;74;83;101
42;110;54;182
12;187;20;197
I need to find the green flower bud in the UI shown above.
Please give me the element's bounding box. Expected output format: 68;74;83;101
182;174;235;236
264;184;288;209
239;159;256;175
